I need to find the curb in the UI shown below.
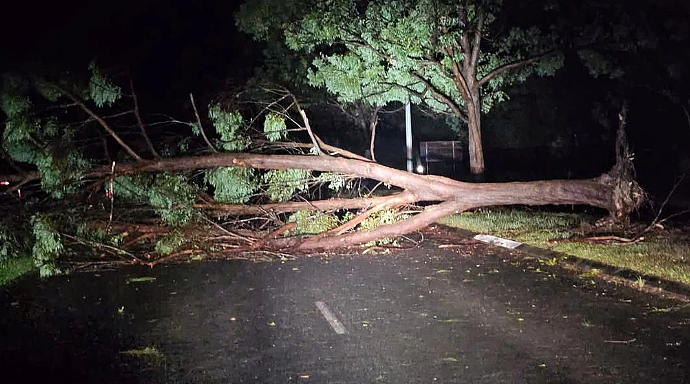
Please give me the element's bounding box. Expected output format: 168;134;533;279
446;226;690;301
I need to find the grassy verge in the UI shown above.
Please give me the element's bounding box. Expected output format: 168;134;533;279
439;209;690;286
0;257;35;287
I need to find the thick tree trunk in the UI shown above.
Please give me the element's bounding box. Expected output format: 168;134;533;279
5;152;629;213
467;96;485;175
87;153;615;209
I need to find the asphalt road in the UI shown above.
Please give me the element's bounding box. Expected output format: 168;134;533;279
1;231;690;383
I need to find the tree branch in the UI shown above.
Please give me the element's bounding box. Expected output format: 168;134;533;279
470;11;484;71
270;200;465;251
190;93;218;153
317;191;416;237
130;79;160;158
194;195;409;215
369;106;381;162
409;72;467;121
313;134;369;161
447;51;473;99
458;7;471;71
254;138;371;162
478;50;556;87
48;83;143;161
289;93;322;155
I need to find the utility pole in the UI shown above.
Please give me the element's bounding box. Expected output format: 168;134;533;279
405;99;413;172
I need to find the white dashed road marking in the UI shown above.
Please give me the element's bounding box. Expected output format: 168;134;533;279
315;301;347;335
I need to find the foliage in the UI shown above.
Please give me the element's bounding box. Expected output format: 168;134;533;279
30;214;63;277
0;221;31;261
262;169;312;202
577;50;625;79
208;103;249;152
0;257;34;287
445;115;469;145
75;222;124;246
316;172;348;192
0;220;34;285
358;208;411;245
206;167;257;203
1;74;93;198
149;174;198;226
237;0;563;118
263;112;288;141
87;61;121;107
287;210;340;235
155;231;186;256
113;174;198;226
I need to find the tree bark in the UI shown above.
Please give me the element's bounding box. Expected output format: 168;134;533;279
466;95;485;175
5;152;626;213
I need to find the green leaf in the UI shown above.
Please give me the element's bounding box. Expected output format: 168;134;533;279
206;167;257;204
208;104;248;152
263;112;287;141
262;169;311;202
287;210;339;235
155;231;185;256
87;62;121;107
30;214;63;277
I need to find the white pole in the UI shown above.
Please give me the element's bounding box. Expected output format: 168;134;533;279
405;99;413;172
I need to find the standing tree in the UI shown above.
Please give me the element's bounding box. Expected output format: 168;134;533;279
237;0;564;174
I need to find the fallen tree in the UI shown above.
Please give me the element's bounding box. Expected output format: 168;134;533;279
3;132;644;252
0;68;644;274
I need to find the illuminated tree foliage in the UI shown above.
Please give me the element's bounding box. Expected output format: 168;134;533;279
237;0;564;174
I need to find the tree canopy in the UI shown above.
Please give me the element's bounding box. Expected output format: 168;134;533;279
237;0;565;174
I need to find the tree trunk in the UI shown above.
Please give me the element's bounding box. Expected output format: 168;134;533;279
467;96;485;175
5;153;633;214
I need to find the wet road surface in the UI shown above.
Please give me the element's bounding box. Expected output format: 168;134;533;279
2;233;690;383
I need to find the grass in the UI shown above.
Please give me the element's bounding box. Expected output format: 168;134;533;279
0;257;35;287
439;209;690;286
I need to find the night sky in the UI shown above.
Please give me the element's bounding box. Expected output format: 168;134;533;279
1;0;259;103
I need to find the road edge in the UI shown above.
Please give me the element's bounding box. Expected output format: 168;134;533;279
441;225;690;302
